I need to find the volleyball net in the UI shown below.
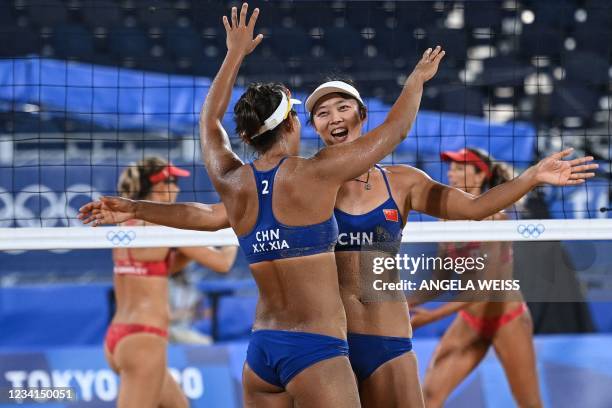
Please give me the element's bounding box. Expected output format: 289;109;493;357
0;0;611;287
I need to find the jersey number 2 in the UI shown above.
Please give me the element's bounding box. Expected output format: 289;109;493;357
261;180;269;195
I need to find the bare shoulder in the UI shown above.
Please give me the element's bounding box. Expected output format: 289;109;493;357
213;162;254;196
380;164;433;185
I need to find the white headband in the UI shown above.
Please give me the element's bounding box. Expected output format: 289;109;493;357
252;91;302;138
305;80;365;114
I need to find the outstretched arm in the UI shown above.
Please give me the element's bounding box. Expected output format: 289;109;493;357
199;3;262;191
312;46;445;183
78;196;230;231
410;302;471;329
409;148;598;220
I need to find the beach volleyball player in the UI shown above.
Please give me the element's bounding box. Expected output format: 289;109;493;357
80;3;596;408
100;157;237;408
301;75;597;406
410;148;543;408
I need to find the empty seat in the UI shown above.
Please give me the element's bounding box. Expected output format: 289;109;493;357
0;27;40;56
267;26;312;58
164;25;203;59
240;51;285;80
395;1;440;28
25;0;68;27
294;54;337;80
344;3;389;30
252;6;286;30
108;26;151;59
52;24;95;59
136;0;178;28
549;82;600;121
584;4;612;28
372;27;421;61
464;1;502;31
563;51;610;87
425;66;462;88
520;25;564;58
293;1;334;29
191;54;225;77
81;0;123;28
321;26;363;59
440;86;484;117
573;25;612;55
191;1;226;29
351;56;395;93
532;0;577;29
0;1;16;27
480;56;534;87
425;28;467;63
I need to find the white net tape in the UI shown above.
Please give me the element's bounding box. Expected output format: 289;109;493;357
2;219;611;250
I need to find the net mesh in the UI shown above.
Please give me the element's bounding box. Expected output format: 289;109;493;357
0;0;611;283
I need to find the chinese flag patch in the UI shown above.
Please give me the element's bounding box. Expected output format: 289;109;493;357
383;209;399;222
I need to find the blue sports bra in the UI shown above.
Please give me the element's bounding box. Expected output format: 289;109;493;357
334;165;404;253
237;157;339;264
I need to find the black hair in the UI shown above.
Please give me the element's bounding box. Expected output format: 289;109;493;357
234;82;297;154
467;148;515;190
117;156;168;200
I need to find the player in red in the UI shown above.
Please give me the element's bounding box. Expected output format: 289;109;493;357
411;148;542;408
100;157;236;408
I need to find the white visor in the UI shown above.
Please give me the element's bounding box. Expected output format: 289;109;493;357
305;80;365;114
252;91;302;138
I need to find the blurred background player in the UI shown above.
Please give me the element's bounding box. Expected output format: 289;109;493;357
410;148;542;408
103;156;237;408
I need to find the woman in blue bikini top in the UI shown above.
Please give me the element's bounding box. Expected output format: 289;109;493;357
198;4;444;407
305;75;597;408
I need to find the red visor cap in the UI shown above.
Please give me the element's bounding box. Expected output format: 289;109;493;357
149;164;191;184
440;148;492;179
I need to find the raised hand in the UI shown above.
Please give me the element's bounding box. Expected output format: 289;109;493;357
78;196;136;226
223;3;263;56
532;148;598;186
412;45;445;82
409;307;438;329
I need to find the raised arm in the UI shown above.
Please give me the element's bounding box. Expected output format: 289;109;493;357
409;148;598;220
78;196;230;231
199;3;263;188
312;46;445;183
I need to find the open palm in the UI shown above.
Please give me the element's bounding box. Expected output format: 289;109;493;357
78;196;136;226
413;45;445;82
534;148;598;186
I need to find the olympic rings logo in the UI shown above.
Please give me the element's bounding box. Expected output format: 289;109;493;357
0;184;101;228
106;230;136;246
517;223;545;238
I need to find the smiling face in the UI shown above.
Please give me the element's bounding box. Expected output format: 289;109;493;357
311;93;365;146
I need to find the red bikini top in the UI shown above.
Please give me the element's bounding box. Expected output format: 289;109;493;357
112;220;175;277
113;248;175;277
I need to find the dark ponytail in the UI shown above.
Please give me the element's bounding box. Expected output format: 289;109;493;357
234;82;296;154
467;148;515;190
